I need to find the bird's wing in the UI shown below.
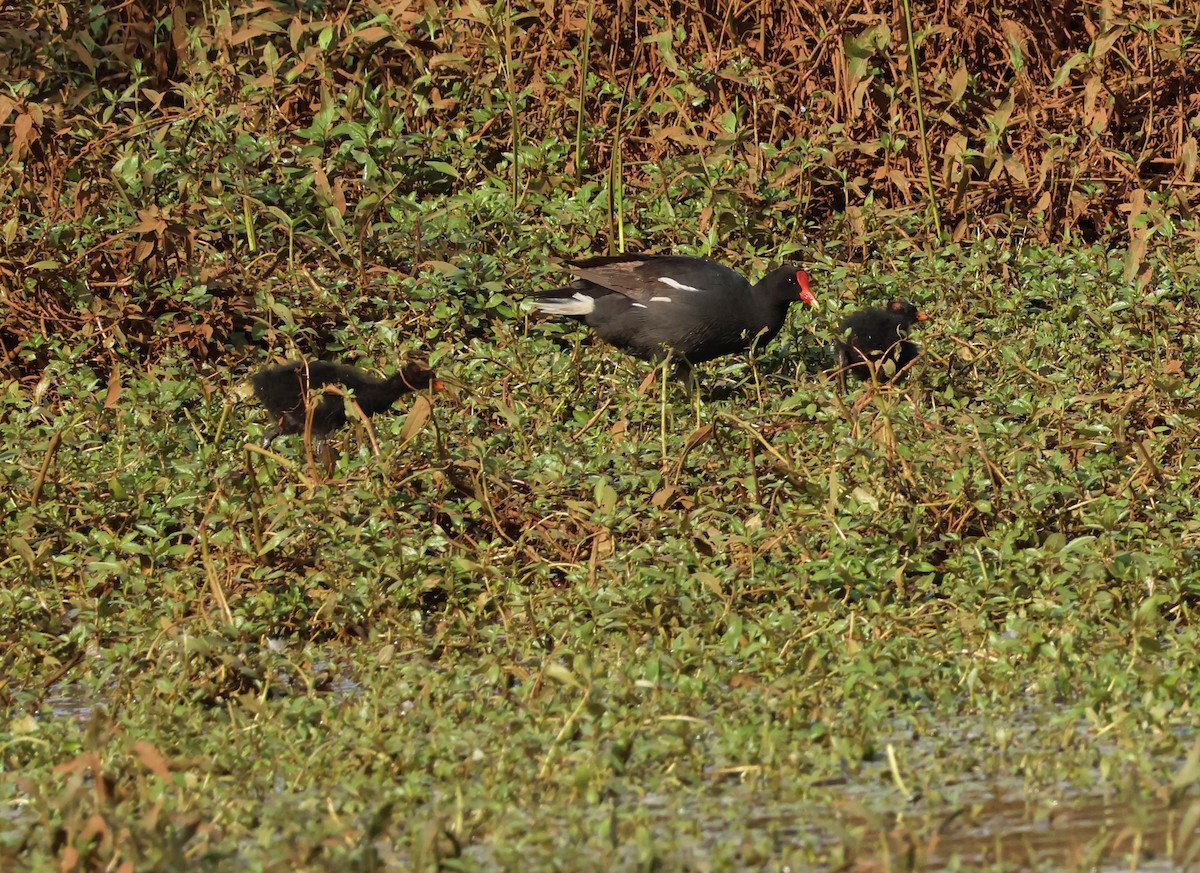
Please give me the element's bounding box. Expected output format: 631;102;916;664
568;255;746;303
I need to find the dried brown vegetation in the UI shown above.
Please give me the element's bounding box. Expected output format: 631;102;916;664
1;0;1198;377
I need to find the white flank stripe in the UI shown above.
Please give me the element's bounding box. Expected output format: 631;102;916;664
631;302;647;309
658;276;703;293
649;296;672;303
533;291;595;316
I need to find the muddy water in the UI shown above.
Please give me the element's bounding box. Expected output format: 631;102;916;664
37;684;96;723
629;787;1194;871
23;678;1200;869
894;792;1187;871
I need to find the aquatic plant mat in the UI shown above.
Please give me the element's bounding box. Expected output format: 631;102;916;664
4;0;1200;869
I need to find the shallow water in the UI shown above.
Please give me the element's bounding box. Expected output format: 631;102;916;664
610;784;1191;871
902;792;1184;872
18;677;1199;870
36;684;96;723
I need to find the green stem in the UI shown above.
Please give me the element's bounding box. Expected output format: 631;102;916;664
574;0;594;186
608;43;640;253
901;0;942;238
502;1;519;205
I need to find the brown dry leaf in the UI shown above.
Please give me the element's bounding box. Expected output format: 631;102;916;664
288;16;304;51
399;395;432;445
1134;262;1152;290
1164;360;1184;376
458;0;490;23
331;177;346;215
648;124;686;144
999;20;1027;70
988;93;1015;133
310;160;332;203
11;111;34;160
1123;233;1147;285
845;205;865;238
1037;146;1062;189
104;361;122;410
1092;25;1125;62
80;813;110;846
942;133;967;184
67;37;97;71
1181;137;1197;182
1124;188;1147;232
651;485;678;508
349;25;392;44
132;740;173;782
53;748;100;777
948;63;968;105
591;528;614;559
430;53;471;70
1084;75;1103;117
131;208;167;234
1003;155;1028;186
888;168;913;197
681;424;714;455
228;13;286;46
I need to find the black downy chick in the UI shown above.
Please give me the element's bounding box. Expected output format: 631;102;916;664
252;359;439;447
835;300;928;390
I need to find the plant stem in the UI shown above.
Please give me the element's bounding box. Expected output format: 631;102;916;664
608;42;640;253
574;0;594;186
502;0;520;205
901;0;942;238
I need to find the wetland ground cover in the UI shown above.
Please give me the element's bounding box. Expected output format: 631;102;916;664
4;0;1200;869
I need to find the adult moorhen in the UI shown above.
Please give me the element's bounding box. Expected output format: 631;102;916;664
834;300;928;390
527;254;817;368
252;359;439;447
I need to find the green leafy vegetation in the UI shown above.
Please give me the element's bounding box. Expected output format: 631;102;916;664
3;0;1200;869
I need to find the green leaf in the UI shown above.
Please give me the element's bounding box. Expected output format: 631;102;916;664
1050;52;1089;89
424;161;459;179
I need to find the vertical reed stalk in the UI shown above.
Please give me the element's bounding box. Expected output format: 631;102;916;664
502;1;520;205
608;43;641;253
901;0;943;238
574;0;594;186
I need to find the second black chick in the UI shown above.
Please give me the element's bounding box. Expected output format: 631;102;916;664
835;300;928;390
252;359;439;447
